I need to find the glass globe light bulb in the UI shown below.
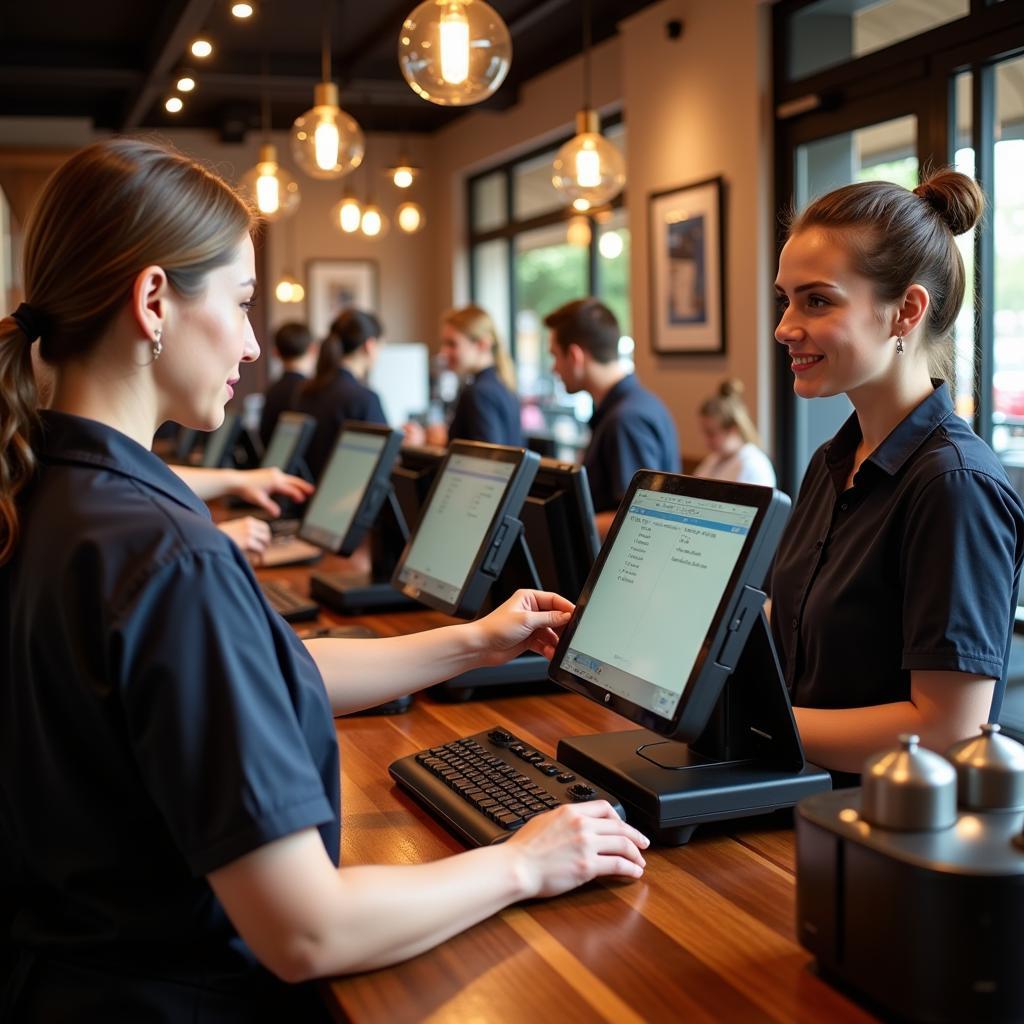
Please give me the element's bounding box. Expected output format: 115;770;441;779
396;201;426;233
331;195;364;234
275;274;304;303
398;0;512;107
552;110;626;210
598;229;624;260
239;145;301;221
291;82;365;180
360;203;389;239
391;165;417;189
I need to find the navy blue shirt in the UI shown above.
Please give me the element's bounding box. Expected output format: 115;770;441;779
770;382;1024;719
294;367;387;482
259;369;305;449
448;366;523;447
1;411;339;1021
584;374;681;512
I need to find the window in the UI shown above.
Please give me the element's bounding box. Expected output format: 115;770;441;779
468;118;628;426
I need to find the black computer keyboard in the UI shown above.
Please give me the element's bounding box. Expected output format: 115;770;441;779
389;727;626;847
259;579;320;623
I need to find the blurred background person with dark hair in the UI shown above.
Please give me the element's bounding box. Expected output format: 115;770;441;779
694;378;776;486
294;309;387;482
259;321;316;449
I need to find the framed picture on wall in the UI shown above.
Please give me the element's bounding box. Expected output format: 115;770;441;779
648;176;725;355
305;259;379;340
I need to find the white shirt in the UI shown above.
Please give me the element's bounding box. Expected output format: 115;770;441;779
694;442;776;486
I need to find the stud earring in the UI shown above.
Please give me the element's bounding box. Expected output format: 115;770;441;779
152;328;163;361
895;329;904;355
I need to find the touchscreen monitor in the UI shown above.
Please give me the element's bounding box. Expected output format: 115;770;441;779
549;472;790;739
260;412;314;475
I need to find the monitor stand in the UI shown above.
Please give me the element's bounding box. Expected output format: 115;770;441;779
309;489;422;614
556;611;831;845
430;525;552;700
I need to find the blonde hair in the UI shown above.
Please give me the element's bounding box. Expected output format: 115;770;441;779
0;137;253;564
443;304;516;391
699;378;763;448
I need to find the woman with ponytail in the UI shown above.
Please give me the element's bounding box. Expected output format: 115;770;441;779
771;169;1024;777
0;140;647;1022
406;304;523;447
694;377;776;485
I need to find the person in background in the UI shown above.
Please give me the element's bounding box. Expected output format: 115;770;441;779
545;298;681;537
259;321;315;449
405;304;522;448
0;138;647;1022
694;378;776;486
293;308;387;482
771;168;1024;777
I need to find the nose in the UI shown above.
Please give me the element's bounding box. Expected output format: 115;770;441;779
242;318;260;362
774;305;802;346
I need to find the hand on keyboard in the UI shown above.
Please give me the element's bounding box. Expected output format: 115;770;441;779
218;515;272;556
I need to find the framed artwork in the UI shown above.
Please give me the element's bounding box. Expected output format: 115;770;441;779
648;176;725;355
305;259;379;340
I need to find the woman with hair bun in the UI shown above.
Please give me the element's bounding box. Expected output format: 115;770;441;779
694;378;776;486
772;168;1024;776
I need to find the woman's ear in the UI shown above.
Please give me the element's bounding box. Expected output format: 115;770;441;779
132;265;169;344
896;283;930;338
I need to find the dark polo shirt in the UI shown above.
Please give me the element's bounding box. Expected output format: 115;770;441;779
293;367;387;482
259;369;306;449
770;382;1024;720
584;374;681;513
1;411;338;1021
448;366;523;447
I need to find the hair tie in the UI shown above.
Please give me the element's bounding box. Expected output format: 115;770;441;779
10;302;47;342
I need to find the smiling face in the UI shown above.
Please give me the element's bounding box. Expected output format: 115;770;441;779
774;227;898;401
440;323;480;374
160;234;259;429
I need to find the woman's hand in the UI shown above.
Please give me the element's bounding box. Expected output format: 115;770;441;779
231;467;314;517
218;515;272;556
504;801;649;898
472;589;574;664
402;421;427;446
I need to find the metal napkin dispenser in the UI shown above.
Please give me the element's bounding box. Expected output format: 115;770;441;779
795;728;1024;1023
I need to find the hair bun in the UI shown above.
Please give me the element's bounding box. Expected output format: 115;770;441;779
719;377;744;400
913;170;984;236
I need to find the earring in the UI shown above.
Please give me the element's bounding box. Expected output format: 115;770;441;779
895;329;904;355
152;328;163;361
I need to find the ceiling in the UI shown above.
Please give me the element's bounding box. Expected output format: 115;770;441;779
0;0;660;142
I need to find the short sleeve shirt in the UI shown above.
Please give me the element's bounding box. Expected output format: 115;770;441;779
1;411;339;1017
584;374;681;512
448;366;523;447
294;367;388;481
770;382;1024;718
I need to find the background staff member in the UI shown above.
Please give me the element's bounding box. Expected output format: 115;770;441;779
293;308;387;482
0;138;648;1022
259;321;316;449
771;169;1024;775
693;378;776;486
544;297;681;537
405;304;522;448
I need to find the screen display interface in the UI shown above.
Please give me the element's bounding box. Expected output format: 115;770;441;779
262;417;304;469
300;432;386;549
396;453;516;606
561;488;757;718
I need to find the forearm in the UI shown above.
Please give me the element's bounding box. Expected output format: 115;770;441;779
307;624;486;714
171;465;241;501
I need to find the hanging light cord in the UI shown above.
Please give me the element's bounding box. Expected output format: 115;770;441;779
321;0;332;83
260;52;271;137
583;0;592;110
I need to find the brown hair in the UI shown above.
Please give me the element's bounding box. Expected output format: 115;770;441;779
0;137;253;564
273;321;314;360
543;298;621;365
303;308;381;396
443;304;516;390
788;168;983;381
700;378;763;448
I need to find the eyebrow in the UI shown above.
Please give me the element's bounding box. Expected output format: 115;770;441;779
774;280;839;294
239;277;257;289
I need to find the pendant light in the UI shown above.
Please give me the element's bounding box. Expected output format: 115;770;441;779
291;0;364;180
396;200;426;234
360;202;389;239
331;191;363;234
398;0;512;106
274;218;305;303
551;0;625;212
239;65;301;221
387;137;420;189
566;215;592;248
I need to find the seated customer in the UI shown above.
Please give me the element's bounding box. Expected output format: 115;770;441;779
259;321;315;449
405;305;522;447
545;298;681;537
694;378;776;486
293;308;387;481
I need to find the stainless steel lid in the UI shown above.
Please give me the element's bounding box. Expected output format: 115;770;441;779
946;723;1024;813
861;734;957;831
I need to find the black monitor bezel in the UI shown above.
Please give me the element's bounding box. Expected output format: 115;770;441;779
391;441;538;617
201;410;242;468
548;471;789;740
259;412;315;475
391;444;446;533
297;422;403;556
